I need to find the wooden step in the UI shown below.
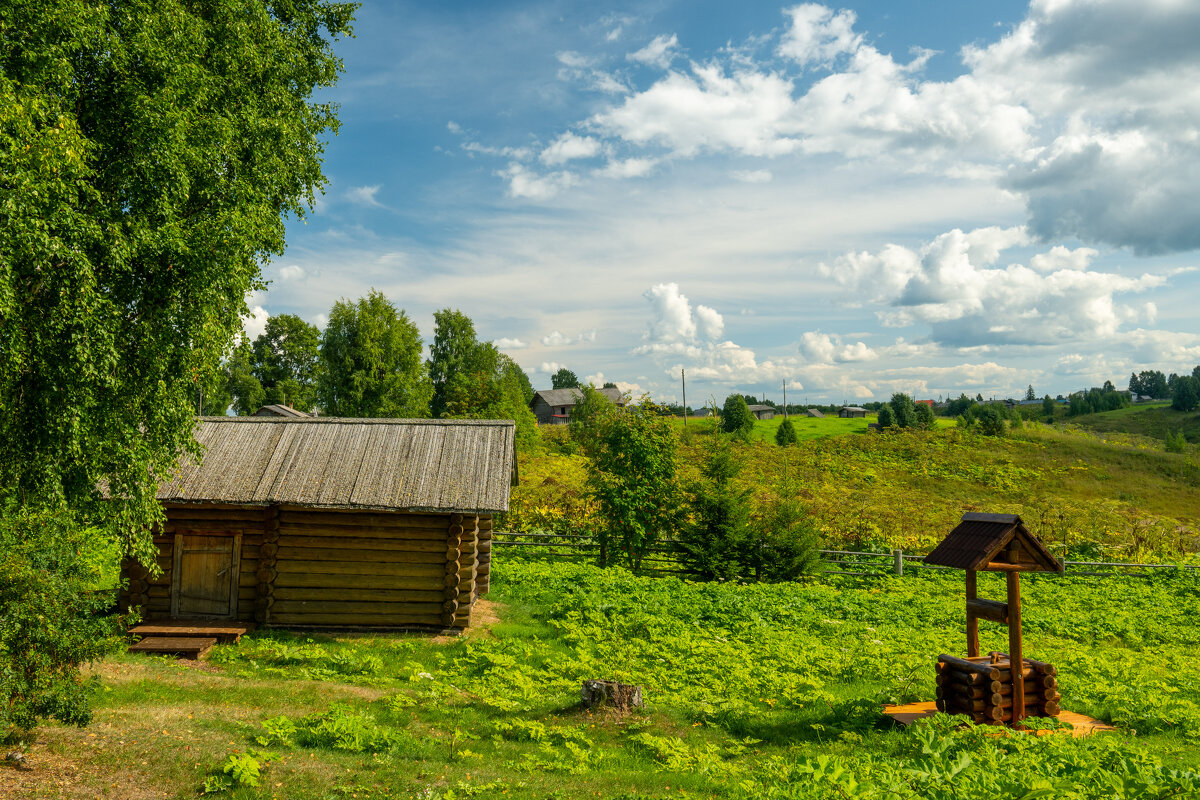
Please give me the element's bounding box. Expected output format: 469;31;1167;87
129;621;254;643
128;636;217;660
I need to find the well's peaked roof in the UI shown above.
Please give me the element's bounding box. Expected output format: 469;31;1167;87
924;512;1062;573
157;417;516;513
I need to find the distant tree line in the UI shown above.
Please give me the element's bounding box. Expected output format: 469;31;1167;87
1129;367;1200;413
202;290;539;447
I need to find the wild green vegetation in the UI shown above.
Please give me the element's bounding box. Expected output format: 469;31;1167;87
1065;402;1200;445
16;559;1200;798
514;416;1200;558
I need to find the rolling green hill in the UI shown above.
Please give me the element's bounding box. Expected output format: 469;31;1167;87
516;419;1200;559
1064;402;1200;444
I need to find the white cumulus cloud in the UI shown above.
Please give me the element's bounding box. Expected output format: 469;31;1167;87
628;34;679;69
540;132;602;166
494;337;528;350
823;226;1177;347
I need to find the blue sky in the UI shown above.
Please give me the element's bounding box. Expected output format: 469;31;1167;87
255;0;1200;405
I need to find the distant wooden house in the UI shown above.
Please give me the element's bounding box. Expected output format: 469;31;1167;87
691;408;713;418
120;417;516;632
747;404;776;420
805;408;824;418
839;406;867;418
253;404;311;418
530;387;624;425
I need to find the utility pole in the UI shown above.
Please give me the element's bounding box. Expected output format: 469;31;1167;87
681;368;687;426
782;379;788;419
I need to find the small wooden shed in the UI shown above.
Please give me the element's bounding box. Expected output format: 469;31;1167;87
839;406;867;418
925;513;1063;726
747;404;776;420
120;417;516;631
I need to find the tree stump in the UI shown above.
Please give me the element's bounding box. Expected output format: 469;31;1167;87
581;679;644;711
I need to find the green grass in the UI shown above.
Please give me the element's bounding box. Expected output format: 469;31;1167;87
515;421;1200;558
1064;402;1200;444
24;560;1200;799
664;413;955;444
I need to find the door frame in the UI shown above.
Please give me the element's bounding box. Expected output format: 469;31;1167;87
170;529;243;619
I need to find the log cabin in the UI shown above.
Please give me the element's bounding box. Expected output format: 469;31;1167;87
120;416;515;631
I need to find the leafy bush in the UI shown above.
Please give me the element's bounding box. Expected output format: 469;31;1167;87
676;437;752;581
202;750;277;794
975;405;1006;436
912;403;936;430
295;704;400;753
877;405;896;428
0;505;125;745
721;395;756;440
1165;430;1188;453
775;419;798;446
748;494;822;581
583;399;680;568
888;393;915;428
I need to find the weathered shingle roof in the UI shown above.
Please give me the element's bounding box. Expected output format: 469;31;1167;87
924;512;1062;573
532;387;624;407
157;417;517;513
747;404;775;412
805;408;824;417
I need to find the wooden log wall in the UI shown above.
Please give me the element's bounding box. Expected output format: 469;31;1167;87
270;507;478;630
476;515;493;596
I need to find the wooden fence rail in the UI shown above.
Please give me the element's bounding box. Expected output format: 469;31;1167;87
490;533;1199;579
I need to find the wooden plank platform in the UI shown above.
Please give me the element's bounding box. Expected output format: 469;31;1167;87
130;621;254;643
882;701;1116;737
127;636;217;660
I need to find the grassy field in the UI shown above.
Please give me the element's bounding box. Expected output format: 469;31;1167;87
664;412;957;444
12;560;1200;799
516;419;1200;558
1064;402;1200;444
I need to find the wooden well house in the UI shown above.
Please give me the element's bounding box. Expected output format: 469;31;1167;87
120;417;515;632
924;513;1064;727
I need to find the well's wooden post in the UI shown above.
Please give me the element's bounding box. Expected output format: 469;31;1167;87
1007;570;1024;727
965;570;979;658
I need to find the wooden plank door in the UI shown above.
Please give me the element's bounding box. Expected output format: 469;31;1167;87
171;531;242;619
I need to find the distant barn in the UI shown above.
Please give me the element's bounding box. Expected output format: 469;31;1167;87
839;406;867;418
748;402;777;422
120;417;515;632
530;387;624;425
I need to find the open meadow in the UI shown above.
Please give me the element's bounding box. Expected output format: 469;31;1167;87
10;559;1200;799
515;417;1200;558
9;414;1200;800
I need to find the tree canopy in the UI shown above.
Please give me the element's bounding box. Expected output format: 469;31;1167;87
720;395;756;439
251;314;321;412
551;368;580;390
318;290;432;418
0;0;354;738
428;309;478;419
